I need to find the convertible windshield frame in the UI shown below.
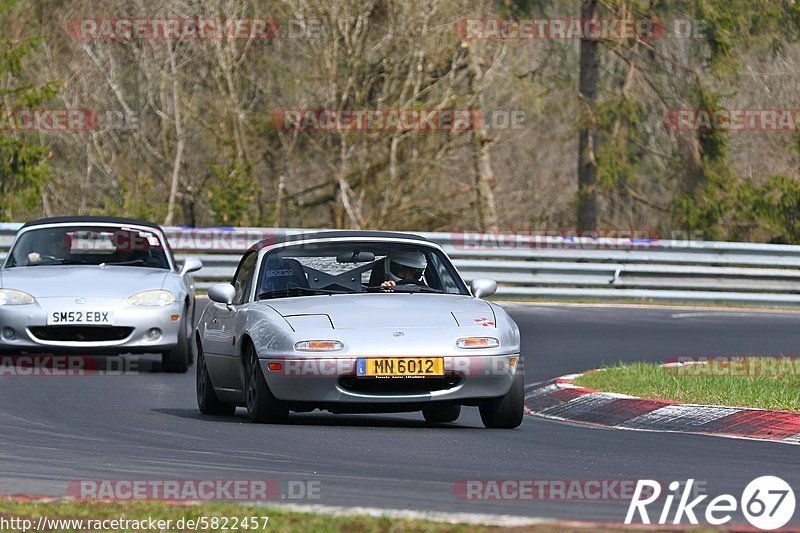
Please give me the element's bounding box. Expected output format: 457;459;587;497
250;238;469;302
3;223;174;271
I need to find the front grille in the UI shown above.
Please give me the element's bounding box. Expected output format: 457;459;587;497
29;326;133;342
339;376;462;394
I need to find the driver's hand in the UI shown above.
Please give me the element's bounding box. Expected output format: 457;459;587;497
380;280;396;292
27;252;41;264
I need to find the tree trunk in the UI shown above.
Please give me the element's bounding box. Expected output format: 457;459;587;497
577;0;600;231
472;126;499;233
163;41;184;226
275;173;286;227
467;45;499;232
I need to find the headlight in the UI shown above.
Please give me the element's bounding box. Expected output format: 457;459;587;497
127;290;175;306
456;337;500;349
295;340;344;352
0;289;35;306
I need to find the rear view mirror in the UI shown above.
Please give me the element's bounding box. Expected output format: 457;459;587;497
336;251;376;263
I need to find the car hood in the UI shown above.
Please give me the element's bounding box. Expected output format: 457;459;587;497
264;293;496;330
0;265;171;298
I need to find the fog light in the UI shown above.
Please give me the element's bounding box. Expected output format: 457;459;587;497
1;327;14;340
267;362;283;372
146;328;162;340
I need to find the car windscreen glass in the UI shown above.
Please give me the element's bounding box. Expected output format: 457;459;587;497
257;241;468;299
4;226;170;269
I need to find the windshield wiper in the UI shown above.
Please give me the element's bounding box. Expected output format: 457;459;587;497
258;287;348;300
102;259;146;266
28;258;88;266
394;285;443;293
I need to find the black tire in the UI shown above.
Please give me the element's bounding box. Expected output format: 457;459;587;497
479;369;525;429
162;318;190;373
244;343;289;423
422;404;461;423
196;339;235;416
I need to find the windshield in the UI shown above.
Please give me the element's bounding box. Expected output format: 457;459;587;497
256;241;468;299
4;226;170;269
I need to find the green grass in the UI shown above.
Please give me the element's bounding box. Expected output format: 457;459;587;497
0;500;478;532
0;499;680;532
574;359;800;411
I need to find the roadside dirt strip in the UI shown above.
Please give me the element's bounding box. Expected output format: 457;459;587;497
524;373;800;445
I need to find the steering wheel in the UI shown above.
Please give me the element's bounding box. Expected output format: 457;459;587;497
29;255;61;264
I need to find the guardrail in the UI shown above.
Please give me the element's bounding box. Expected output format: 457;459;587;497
2;223;800;306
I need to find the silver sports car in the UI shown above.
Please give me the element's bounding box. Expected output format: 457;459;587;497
0;216;202;372
197;231;524;428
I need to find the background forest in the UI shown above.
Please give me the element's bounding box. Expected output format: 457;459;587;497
2;0;800;243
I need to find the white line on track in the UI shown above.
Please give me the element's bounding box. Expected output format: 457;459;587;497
244;502;555;527
669;311;800;319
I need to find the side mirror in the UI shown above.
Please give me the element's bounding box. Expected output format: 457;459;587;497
208;283;236;305
180;257;203;276
470;278;497;299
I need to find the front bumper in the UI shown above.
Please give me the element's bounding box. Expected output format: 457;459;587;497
0;297;183;354
260;354;520;404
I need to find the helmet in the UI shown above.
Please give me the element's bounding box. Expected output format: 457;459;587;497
384;251;427;283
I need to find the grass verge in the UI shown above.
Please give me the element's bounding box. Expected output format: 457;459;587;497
0;499;677;532
0;500;475;533
573;359;800;411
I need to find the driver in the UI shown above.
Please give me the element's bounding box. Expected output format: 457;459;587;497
27;233;70;265
380;251;427;291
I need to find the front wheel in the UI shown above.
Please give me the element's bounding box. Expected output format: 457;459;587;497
244;344;289;424
479;369;525;429
162;317;190;373
197;340;235;416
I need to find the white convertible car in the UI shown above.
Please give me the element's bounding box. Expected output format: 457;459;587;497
0;216;202;372
196;230;524;428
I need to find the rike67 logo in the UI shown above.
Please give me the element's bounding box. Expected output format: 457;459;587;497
626;477;795;530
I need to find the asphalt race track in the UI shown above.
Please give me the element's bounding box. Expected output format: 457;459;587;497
1;303;799;525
